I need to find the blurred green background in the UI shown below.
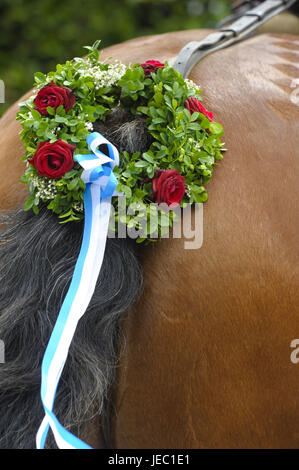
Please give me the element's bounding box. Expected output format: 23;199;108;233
0;0;230;116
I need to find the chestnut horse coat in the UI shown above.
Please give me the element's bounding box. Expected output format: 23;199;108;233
0;29;299;448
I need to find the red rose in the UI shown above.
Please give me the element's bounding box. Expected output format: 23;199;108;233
141;60;164;77
34;81;75;116
184;97;214;122
152;169;185;208
28;140;75;179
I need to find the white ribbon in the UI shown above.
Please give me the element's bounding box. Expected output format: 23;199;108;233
36;132;119;449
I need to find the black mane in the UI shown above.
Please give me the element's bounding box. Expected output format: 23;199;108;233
0;110;146;448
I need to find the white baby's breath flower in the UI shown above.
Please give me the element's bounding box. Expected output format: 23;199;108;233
188;137;201;152
78;60;127;89
85;122;93;131
73;201;84;213
194;141;201;151
185;78;201;94
186;185;192;198
31;175;58;200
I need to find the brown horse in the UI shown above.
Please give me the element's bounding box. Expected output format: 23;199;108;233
0;26;299;448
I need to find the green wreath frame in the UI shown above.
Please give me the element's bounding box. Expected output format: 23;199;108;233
17;40;225;241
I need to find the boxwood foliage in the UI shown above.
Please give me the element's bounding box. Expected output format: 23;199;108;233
17;41;225;241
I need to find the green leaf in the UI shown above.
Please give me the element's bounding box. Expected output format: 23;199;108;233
56;105;66;116
68;178;79;190
190;112;199;122
63;169;78;179
23;194;35;211
209;122;223;135
135;160;148;168
32;205;39;215
46;106;55;116
147;166;155;178
134;188;147;199
58;209;73;218
137;106;149;115
31;109;41;121
188;122;201;131
142;152;155;164
152;117;165;125
55;115;68;124
123;186;132;198
34;72;46;83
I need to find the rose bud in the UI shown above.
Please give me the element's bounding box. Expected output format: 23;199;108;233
34;81;75;116
141;60;165;77
184;97;214;122
28;140;75;179
152;169;185;208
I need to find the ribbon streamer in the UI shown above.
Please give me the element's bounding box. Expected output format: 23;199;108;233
36;132;119;449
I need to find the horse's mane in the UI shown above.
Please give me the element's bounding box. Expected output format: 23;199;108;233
0;111;145;449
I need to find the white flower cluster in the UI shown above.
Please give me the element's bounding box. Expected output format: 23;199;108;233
84;121;93;131
188;137;201;152
73;201;84;213
78;61;127;90
30;175;58;200
185;78;201;95
194;141;201;151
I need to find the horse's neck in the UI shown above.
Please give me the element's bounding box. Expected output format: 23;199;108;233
111;31;299;448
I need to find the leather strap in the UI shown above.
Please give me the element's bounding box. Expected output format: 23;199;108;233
173;0;297;77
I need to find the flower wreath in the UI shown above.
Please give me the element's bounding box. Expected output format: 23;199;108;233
17;40;225;241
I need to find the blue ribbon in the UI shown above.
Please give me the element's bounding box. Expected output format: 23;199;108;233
37;132;119;449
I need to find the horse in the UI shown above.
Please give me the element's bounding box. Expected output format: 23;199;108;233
0;16;299;449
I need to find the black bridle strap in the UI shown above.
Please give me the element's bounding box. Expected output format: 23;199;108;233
173;0;297;78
